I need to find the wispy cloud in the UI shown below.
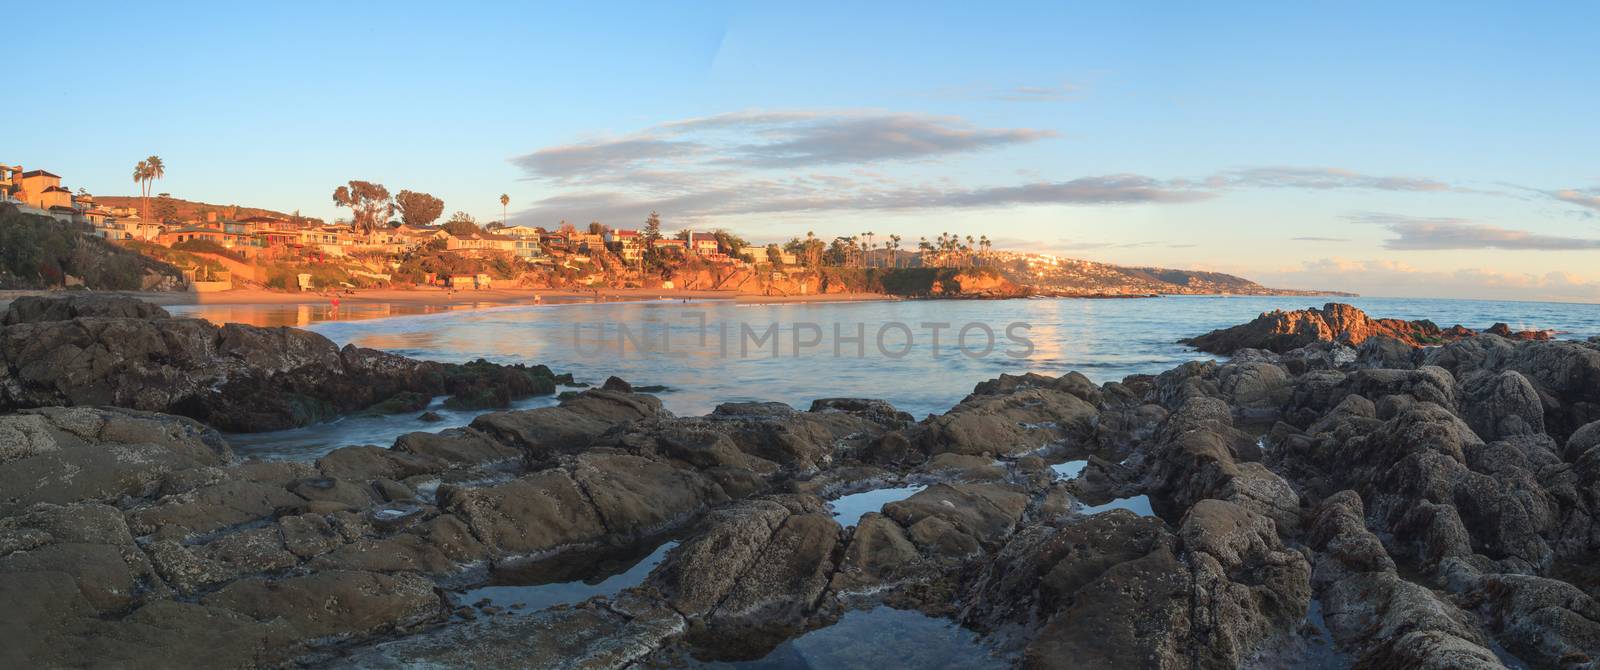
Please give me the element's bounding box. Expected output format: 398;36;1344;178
1212;167;1458;192
508;109;1208;225
1290;236;1350;242
511;138;702;180
1551;187;1600;212
1350;212;1600;250
668;111;1055;167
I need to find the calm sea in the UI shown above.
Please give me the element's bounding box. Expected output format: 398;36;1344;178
168;296;1600;459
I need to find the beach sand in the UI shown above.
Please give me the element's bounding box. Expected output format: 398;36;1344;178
0;287;896;311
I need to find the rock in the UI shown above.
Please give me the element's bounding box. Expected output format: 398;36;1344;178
0;296;563;432
881;483;1027;551
830;513;921;593
126;479;305;538
1177;500;1312;667
0;408;232;515
393;428;519;466
203;570;442;641
417;410;444;422
1;294;170;325
471;406;620;466
0;502;168;613
440;470;607;555
920;388;1098;458
648;496;839;633
330;597;682;669
317;445;446;481
1181;303;1473;354
568;452;726;536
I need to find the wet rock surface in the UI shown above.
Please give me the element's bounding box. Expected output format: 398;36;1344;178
0;294;568;432
6;298;1600;668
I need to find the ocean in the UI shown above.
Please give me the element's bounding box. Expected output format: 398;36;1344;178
168;295;1600;460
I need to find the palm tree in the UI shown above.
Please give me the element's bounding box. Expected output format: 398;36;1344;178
889;234;902;268
499;193;509;226
131;160;149;219
143;156;165;220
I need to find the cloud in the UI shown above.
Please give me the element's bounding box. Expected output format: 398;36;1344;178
706;112;1055;167
509;109;1205;226
1551;187;1600;212
1290;236;1350;242
1256;257;1600;303
1350;213;1600;250
510;138;701;180
517;175;1211;224
1213;166;1457;192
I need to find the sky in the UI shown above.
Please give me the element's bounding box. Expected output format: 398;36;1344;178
10;2;1600;301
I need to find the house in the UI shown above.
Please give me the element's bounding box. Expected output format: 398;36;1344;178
0;165;16;203
513;237;544;260
159;225;230;246
604;229;644;263
13;169;74;211
651;238;687;252
498;225;543;239
446;231;517;254
445;274;479;289
685;231;720;255
571;233;605;253
776;251;798;265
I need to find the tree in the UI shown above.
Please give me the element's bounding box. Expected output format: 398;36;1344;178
131;161;148;219
331;180;392;234
641;211;664;268
153;196;178;223
442;211;480;237
394;190;444;227
143;156;165;220
500;193;509;227
588;221;608;235
888;234;902;268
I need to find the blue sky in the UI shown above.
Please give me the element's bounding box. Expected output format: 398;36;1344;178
11;2;1600;300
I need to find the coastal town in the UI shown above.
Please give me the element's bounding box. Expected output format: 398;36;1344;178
1;160;1332;299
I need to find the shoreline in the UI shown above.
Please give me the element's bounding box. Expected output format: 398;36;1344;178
0;287;1367;312
0;287;901;311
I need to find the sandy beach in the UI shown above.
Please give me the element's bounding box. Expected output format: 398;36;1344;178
0;287;898;312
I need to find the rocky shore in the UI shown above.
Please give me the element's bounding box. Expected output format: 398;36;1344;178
1182;302;1554;354
0;295;568;432
3;296;1600;668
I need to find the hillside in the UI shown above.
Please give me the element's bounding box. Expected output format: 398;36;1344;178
96;195;304;224
0;205;184;290
999;256;1354;297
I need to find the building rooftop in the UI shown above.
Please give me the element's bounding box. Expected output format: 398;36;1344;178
22;169;60;178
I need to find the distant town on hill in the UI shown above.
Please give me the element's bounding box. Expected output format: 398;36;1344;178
1;163;1349;297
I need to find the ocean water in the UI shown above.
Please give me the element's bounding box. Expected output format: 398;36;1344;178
169;295;1600;458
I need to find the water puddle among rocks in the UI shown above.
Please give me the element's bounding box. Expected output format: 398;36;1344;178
225;394;561;461
451;537;677;618
1051;459;1088;480
682;607;1012;669
1080;494;1154;517
829;486;926;528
